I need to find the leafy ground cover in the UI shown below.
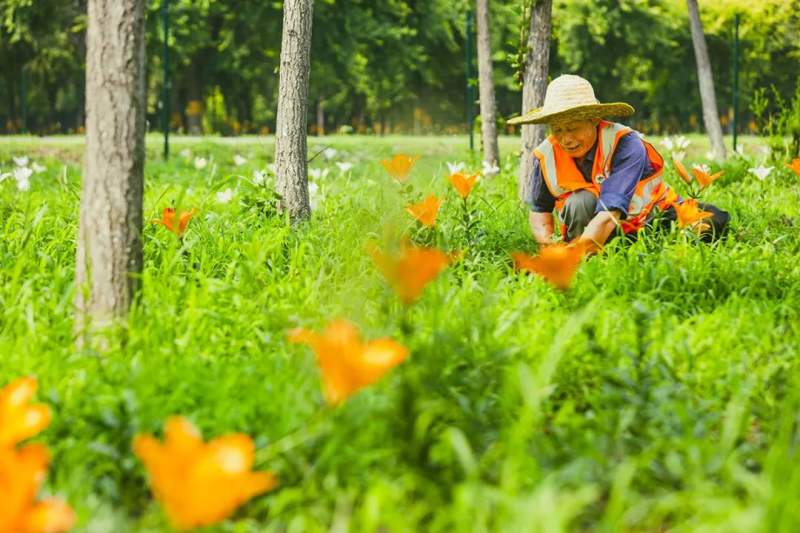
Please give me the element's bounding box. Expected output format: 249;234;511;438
1;134;799;532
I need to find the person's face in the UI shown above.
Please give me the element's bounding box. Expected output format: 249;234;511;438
550;119;599;158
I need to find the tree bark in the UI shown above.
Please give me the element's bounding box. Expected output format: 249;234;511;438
518;0;552;203
475;0;499;171
75;0;146;342
275;0;313;224
686;0;726;160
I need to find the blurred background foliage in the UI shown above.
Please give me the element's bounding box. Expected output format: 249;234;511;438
0;0;798;136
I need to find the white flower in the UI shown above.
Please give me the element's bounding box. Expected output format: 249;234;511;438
446;161;466;174
215;188;234;203
675;135;690;150
672;150;686;162
268;163;276;173
13;156;29;167
233;154;247;167
692;163;711;174
31;162;46;174
14;167;33;191
253;170;267;185
660;137;674;151
481;160;500;177
748;166;772;181
335;162;353;173
308;181;320;210
194;157;208;169
323;148;338;160
179;148;192;159
308;167;329;180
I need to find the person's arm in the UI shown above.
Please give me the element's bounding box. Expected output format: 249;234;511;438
578;209;621;252
525;157;558;244
529;211;555;245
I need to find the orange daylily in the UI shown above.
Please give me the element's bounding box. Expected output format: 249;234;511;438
0;377;52;448
673;199;713;229
674;161;693;185
447;172;479;199
381;154;419;182
369;242;453;305
0;445;76;533
674;161;723;188
133;416;277;531
786;158;800;176
406;195;442;227
511;242;589;290
152;207;198;236
289;320;409;404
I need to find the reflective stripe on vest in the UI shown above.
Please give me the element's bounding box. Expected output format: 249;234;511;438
533;121;667;220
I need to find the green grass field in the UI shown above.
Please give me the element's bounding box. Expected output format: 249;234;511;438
1;133;799;532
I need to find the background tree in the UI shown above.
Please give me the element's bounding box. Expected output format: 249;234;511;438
274;0;313;224
75;0;146;341
518;0;552;203
686;0;726;159
475;0;499;170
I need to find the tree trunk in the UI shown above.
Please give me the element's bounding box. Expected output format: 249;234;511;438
686;0;726;160
275;0;313;225
75;0;146;343
519;0;552;203
475;0;499;171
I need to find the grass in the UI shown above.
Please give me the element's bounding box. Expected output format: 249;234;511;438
1;133;799;532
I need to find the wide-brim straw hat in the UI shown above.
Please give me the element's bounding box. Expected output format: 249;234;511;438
508;74;634;125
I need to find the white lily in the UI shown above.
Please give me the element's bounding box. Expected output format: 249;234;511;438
216;188;234;203
748;166;772;181
446;161;466;174
672;150;686;162
253;170;267;185
179;148;192;159
323;148;338;160
194;157;208;170
14;167;33;191
13;156;29;167
482;160;500;177
660;137;674;151
675;135;690;150
31;162;46;174
308;167;329;180
308;181;320;210
233;154;247;167
335;162;353;173
692;163;711;174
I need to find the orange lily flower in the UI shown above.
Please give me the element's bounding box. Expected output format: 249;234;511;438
152;207;198;236
381;154;419;182
289;320;409;405
0;445;76;533
511;242;589;290
447;172;479;199
692;167;723;189
406;195;442;227
673;199;713;229
133;416;277;531
0;377;52;448
674;161;693;185
786;158;800;176
369;242;452;305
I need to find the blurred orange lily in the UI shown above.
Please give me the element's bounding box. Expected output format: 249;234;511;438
674;161;723;189
786;158;800;176
289;320;409;404
0;445;76;533
152;207;198;236
381;154;419;182
369;242;453;305
674;161;693;185
0;377;52;448
406;195;442;227
673;199;713;229
133;416;277;531
511;242;588;290
448;172;479;199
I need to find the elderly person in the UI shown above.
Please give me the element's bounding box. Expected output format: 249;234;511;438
509;75;729;248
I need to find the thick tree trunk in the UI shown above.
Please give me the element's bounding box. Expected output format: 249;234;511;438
475;0;499;171
275;0;313;224
686;0;726;160
75;0;146;342
518;0;552;203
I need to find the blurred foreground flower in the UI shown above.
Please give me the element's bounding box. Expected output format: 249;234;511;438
13;167;33;191
787;159;800;176
748;166;772;181
289;320;408;404
511;242;589;290
216;188;234;204
252;170;267;185
674;161;722;189
152;208;198;237
13;156;29;167
381;154;418;182
194;157;208;170
233;154;247;167
0;445;76;533
369;242;453;305
0;377;52;448
448;172;478;200
133;417;277;531
673;199;713;229
406;195;442;227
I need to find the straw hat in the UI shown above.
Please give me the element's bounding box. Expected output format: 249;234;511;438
508;74;634;125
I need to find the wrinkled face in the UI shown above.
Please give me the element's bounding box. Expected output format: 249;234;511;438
550;119;599;158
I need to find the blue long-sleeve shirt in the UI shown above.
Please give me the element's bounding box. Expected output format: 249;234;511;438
527;132;653;219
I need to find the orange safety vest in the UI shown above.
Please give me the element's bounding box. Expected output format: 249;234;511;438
533;120;671;234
